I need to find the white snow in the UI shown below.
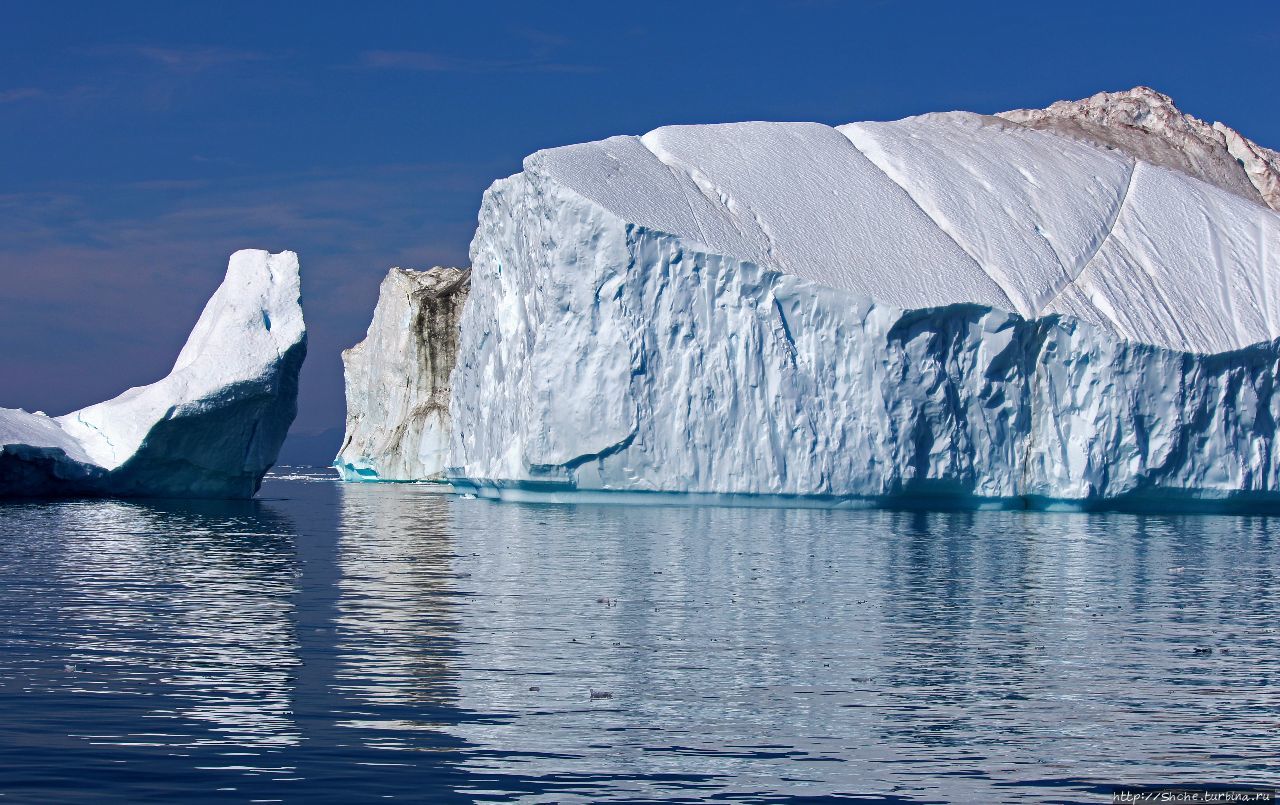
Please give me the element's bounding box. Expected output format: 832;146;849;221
1047;163;1280;352
842;112;1280;353
0;407;95;465
531;123;1011;313
0;249;306;498
838;113;1133;318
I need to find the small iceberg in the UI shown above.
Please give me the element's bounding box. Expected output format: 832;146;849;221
0;250;306;499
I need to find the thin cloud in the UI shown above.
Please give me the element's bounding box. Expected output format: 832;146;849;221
511;26;572;53
0;87;46;104
10;46;282;113
136;45;269;70
89;44;272;72
0;84;110;109
359;49;598;75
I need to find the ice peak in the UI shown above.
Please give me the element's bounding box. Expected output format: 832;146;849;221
999;86;1280;211
1052;85;1181;120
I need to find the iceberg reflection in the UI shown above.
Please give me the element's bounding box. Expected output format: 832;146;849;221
333;484;466;742
436;501;1280;801
47;498;301;750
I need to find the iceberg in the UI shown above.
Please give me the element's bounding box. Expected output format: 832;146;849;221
335;266;469;481
0;249;306;499
345;88;1280;510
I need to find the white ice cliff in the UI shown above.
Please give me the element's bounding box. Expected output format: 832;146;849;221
0;249;306;498
347;88;1280;510
336;267;469;481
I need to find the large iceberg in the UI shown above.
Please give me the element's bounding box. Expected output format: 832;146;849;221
345;88;1280;510
0;249;306;499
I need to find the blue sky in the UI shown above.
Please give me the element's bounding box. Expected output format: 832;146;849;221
2;0;1277;441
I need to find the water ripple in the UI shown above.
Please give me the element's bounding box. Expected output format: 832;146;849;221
0;480;1276;801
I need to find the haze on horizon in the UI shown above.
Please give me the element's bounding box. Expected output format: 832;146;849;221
2;0;1277;456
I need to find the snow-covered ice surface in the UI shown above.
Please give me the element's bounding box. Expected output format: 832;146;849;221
336;267;469;482
347;87;1280;510
842;113;1280;353
0;250;306;499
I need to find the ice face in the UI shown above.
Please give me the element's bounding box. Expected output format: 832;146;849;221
450;172;1280;509
335;267;469;482
0;249;306;499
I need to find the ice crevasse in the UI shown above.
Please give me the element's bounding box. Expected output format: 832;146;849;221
344;88;1280;510
0;249;306;499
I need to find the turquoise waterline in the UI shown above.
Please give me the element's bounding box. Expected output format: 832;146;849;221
332;460;452;485
332;463;1280;514
333;461;382;481
434;476;1280;515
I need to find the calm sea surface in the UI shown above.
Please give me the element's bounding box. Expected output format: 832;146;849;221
0;471;1278;803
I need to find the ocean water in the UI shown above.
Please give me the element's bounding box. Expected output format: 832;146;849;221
0;471;1278;803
